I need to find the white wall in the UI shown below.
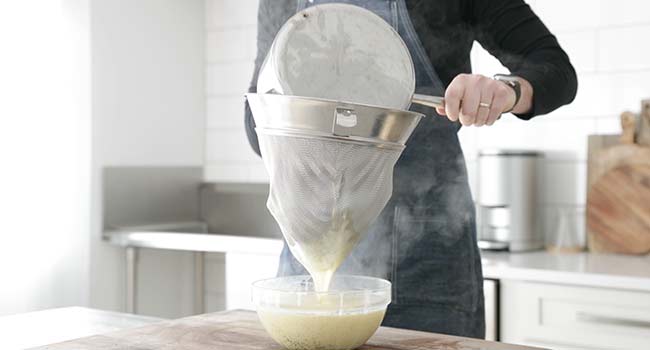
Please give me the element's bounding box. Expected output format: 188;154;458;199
204;0;650;244
0;0;91;316
90;0;205;318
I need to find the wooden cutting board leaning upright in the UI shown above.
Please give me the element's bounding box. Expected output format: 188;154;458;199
587;102;650;254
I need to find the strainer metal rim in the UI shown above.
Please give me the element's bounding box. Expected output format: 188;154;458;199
246;93;425;146
248;92;424;116
255;128;406;151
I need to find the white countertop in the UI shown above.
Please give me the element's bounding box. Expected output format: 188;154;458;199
0;307;162;349
482;251;650;292
105;230;650;292
106;231;284;255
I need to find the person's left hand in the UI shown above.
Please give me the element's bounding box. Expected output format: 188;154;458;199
435;73;517;127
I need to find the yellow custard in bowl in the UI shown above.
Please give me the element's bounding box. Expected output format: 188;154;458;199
252;275;391;350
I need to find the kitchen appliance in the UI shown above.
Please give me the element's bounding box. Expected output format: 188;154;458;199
587;110;650;254
477;150;543;252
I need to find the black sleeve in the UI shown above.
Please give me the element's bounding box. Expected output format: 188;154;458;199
469;0;577;119
245;0;296;156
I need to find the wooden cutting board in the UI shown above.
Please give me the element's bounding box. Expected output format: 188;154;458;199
587;139;650;254
33;310;540;350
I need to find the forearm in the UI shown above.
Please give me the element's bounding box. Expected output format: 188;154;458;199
473;0;577;118
510;50;577;118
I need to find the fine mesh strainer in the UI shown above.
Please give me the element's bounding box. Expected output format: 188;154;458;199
246;93;424;289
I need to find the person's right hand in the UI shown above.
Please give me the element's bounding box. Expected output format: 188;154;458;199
435;73;532;126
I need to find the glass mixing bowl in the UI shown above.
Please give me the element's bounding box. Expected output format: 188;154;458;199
252;275;391;350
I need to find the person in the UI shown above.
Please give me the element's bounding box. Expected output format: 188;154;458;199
244;0;577;338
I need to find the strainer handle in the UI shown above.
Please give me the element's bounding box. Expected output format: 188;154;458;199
412;94;445;109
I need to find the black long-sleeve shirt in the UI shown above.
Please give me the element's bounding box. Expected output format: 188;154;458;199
245;0;578;154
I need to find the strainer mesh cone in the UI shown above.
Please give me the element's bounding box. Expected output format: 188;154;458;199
257;131;402;285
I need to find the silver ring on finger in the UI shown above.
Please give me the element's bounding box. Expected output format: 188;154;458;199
479;102;491;109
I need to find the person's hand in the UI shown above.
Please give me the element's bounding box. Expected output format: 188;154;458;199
435;74;517;127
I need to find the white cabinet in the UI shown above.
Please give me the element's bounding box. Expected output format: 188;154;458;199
500;281;650;350
224;252;280;310
203;251;281;312
484;279;498;341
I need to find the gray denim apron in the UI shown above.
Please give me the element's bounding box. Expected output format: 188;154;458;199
278;0;485;338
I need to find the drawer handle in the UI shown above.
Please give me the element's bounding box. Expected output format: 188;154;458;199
576;311;650;329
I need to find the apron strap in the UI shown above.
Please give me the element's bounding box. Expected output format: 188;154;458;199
395;0;445;96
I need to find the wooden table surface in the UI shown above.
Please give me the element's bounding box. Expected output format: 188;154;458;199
33;310;543;350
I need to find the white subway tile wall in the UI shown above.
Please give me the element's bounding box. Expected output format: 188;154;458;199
204;0;650;236
204;0;263;182
206;62;255;95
